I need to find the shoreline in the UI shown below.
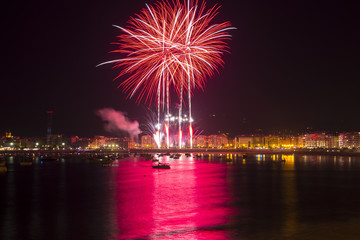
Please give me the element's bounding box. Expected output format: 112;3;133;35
1;148;360;157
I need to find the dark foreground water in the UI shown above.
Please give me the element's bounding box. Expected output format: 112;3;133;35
1;153;360;240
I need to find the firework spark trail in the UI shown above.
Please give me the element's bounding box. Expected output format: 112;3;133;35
99;0;234;148
165;123;169;148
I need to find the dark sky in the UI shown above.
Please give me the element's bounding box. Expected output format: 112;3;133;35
2;0;359;137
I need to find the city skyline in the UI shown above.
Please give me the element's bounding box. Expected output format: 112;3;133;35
2;129;360;150
2;0;359;137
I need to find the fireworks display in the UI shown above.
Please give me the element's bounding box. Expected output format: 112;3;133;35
99;0;234;148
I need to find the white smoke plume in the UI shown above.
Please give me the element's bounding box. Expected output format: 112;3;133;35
96;108;141;136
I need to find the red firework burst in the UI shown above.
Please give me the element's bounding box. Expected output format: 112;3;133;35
99;0;234;105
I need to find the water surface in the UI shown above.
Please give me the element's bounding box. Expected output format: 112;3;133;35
1;154;360;239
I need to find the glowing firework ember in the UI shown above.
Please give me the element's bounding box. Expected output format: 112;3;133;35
99;0;234;148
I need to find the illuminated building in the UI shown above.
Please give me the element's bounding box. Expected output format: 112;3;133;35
129;136;136;149
235;135;252;148
19;138;43;148
88;136;106;149
141;135;157;148
297;135;306;148
44;134;67;149
301;133;338;148
251;136;265;148
339;132;360;148
72;138;91;149
265;135;280;148
194;135;208;148
208;135;228;148
278;135;297;148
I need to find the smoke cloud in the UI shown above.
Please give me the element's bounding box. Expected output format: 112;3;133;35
96;108;141;136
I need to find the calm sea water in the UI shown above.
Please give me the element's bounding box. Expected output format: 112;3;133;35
1;153;360;240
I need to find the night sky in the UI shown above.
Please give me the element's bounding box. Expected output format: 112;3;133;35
2;0;359;137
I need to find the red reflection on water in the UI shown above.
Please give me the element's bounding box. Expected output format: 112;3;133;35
110;159;155;239
111;157;234;239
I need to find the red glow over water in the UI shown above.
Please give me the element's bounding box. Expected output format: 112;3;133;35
110;156;234;239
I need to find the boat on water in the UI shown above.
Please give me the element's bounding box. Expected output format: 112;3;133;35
152;162;170;169
152;158;159;162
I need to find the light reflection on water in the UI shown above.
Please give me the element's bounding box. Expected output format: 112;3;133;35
1;154;360;239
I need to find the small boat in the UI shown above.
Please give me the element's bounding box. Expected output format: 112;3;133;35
152;158;159;162
152;162;170;169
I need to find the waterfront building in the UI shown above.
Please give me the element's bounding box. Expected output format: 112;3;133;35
72;137;91;149
302;133;338;148
104;138;121;149
297;135;306;148
278;135;296;148
208;134;228;148
339;132;360;148
141;135;157;148
194;135;208;148
88;136;106;149
129;136;137;148
252;136;265;148
265;135;281;148
19;138;43;149
235;135;252;148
